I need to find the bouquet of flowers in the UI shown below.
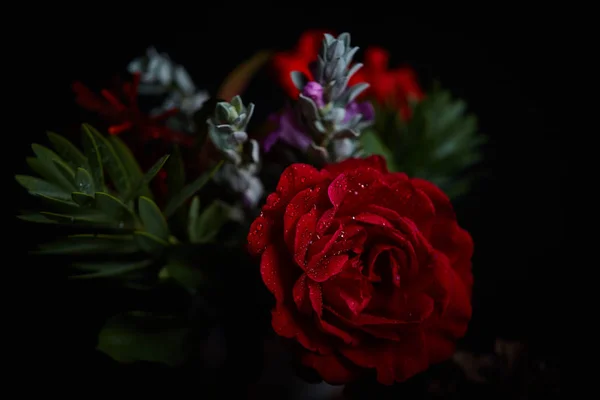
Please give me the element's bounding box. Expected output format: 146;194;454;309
16;31;486;393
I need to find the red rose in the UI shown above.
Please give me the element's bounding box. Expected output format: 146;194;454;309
361;47;424;120
247;156;473;385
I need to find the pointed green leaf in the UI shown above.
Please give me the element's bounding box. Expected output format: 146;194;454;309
15;175;71;200
93;192;136;227
35;234;138;254
35;194;79;213
166;146;185;201
359;130;400;172
123;154;170;203
69;259;153;279
138;196;169;240
81;126;105;191
97;312;188;366
72;192;95;206
31;144;76;191
164;160;223;218
107;135;150;198
134;231;168;255
83;124;131;196
75;167;95;195
17;214;58;224
165;261;204;290
39;211;113;225
47;131;88;170
187;196;200;242
190;200;231;243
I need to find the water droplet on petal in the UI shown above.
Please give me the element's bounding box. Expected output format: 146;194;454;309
256;223;263;231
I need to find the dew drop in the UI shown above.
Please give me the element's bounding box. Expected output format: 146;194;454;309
300;176;306;183
353;191;358;195
256;223;263;231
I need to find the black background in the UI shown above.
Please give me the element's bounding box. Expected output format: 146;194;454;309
13;14;562;396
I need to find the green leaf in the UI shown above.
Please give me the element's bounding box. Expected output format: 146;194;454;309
31;144;76;191
123;154;170;203
134;231;168;255
35;194;79;213
164;261;204;290
39;211;113;225
107;135;150;198
69;259;153;279
187;196;200;242
164;160;223;218
138;196;169;240
35;234;138;254
190;200;231;243
97;312;188;366
216;50;273;101
17;214;58;224
83;124;130;196
75;167;95;195
47;131;88;170
15;175;71;200
94;192;136;227
72;192;95;206
359;130;400;172
81;125;105;191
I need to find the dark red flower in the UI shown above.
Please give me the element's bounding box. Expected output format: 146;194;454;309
247;156;473;385
72;72;194;146
360;47;424;120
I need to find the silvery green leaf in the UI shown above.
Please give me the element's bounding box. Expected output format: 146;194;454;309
127;59;144;74
230;95;243;113
316;55;326;82
180;91;209;115
233;113;246;126
313;120;327;134
298;94;320;121
173;65;195;95
338;33;351;48
323;33;336;46
243;174;264;207
223;148;242;165
333;128;360;139
323;107;346;123
356;119;374;131
156;61;172;87
232;131;248;144
248;139;260;164
344;113;363;130
307;143;330;163
290;71;307;91
345;82;370;104
344;47;359;66
243;103;255;128
346;63;363;81
332;138;356;161
215;124;235;134
327;40;345;60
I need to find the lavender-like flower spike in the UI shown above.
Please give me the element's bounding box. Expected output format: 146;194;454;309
208;96;263;207
286;32;374;163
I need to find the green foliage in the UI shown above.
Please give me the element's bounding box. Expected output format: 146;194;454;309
16;124;234;366
360;88;486;199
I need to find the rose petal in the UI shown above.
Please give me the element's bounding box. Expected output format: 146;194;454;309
293;274;312;314
379;179;435;233
301;352;359;385
323;155;388;176
340;332;429;385
323;269;373;316
272;302;331;354
293;208;319;268
260;245;299;302
306;254;349;283
411;178;455;220
276;163;326;204
247;214;274;255
284;185;327;251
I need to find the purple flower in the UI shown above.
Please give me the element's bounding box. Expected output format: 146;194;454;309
262;108;312;153
302;81;325;108
344;101;375;124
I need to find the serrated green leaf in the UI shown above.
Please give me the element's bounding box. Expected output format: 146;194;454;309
97;312;188;366
47;131;88;170
94;192;136;227
164;160;223;218
31;144;76;191
35;234;138;254
134;231;168;255
123;154;170;203
187;196;200;242
72;192;95;206
190;200;231;244
83;124;130;196
81;126;105;191
107;135;150;198
15;175;71;200
359;130;400;172
69;259;153;279
75;167;95;195
138;196;169;240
